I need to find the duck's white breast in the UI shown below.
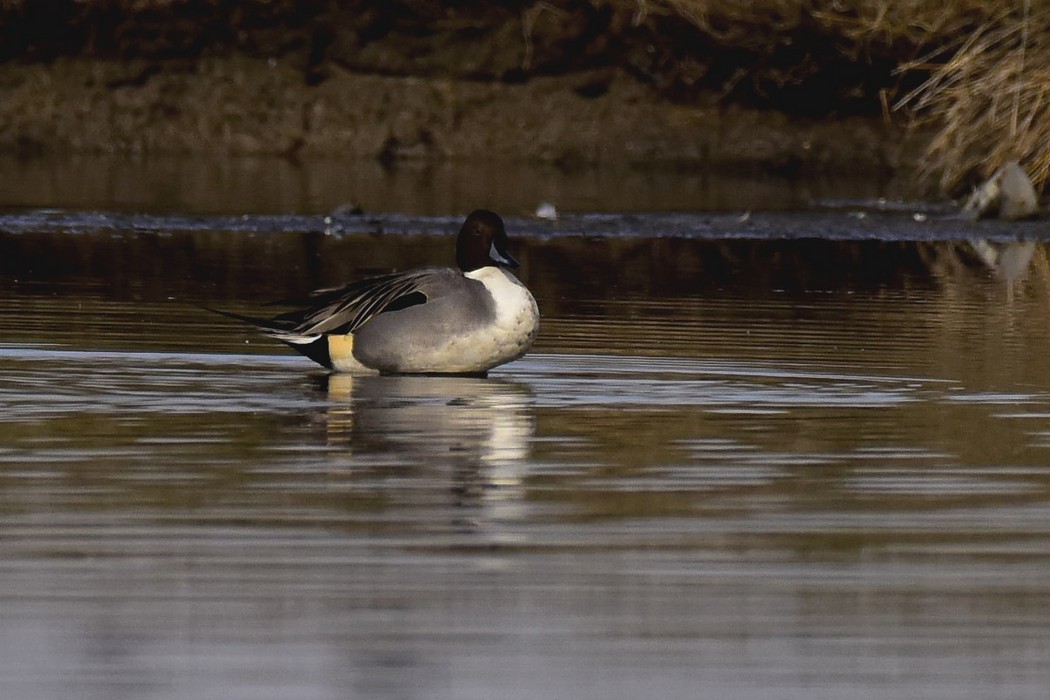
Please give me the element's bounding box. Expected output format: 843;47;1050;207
458;266;539;368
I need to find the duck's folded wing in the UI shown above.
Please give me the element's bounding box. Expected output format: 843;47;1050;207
272;268;439;339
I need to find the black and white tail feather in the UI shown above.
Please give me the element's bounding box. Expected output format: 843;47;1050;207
205;269;433;367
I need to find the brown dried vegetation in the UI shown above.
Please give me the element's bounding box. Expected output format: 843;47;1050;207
0;0;1046;193
606;1;1050;193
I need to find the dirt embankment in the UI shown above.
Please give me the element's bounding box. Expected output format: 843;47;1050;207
0;1;960;183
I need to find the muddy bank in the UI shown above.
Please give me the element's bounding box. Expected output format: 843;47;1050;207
0;1;935;182
0;57;910;176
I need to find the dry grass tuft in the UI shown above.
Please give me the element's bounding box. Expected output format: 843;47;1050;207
897;1;1050;194
606;1;1050;195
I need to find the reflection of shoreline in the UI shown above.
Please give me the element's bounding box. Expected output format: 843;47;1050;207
320;373;536;531
11;227;1050;314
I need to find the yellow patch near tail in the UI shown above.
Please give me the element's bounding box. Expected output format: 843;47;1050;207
327;334;355;363
326;333;374;373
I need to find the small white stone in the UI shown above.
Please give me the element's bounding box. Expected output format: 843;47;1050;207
963;161;1039;220
535;202;558;220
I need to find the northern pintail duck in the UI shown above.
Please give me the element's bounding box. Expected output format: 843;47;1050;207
221;210;539;375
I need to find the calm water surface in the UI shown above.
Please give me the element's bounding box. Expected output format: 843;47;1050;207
2;165;1050;698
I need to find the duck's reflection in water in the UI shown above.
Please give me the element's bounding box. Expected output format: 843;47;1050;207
320;373;535;535
968;239;1039;282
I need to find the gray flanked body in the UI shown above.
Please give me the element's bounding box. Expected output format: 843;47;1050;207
351;267;491;368
348;266;537;374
